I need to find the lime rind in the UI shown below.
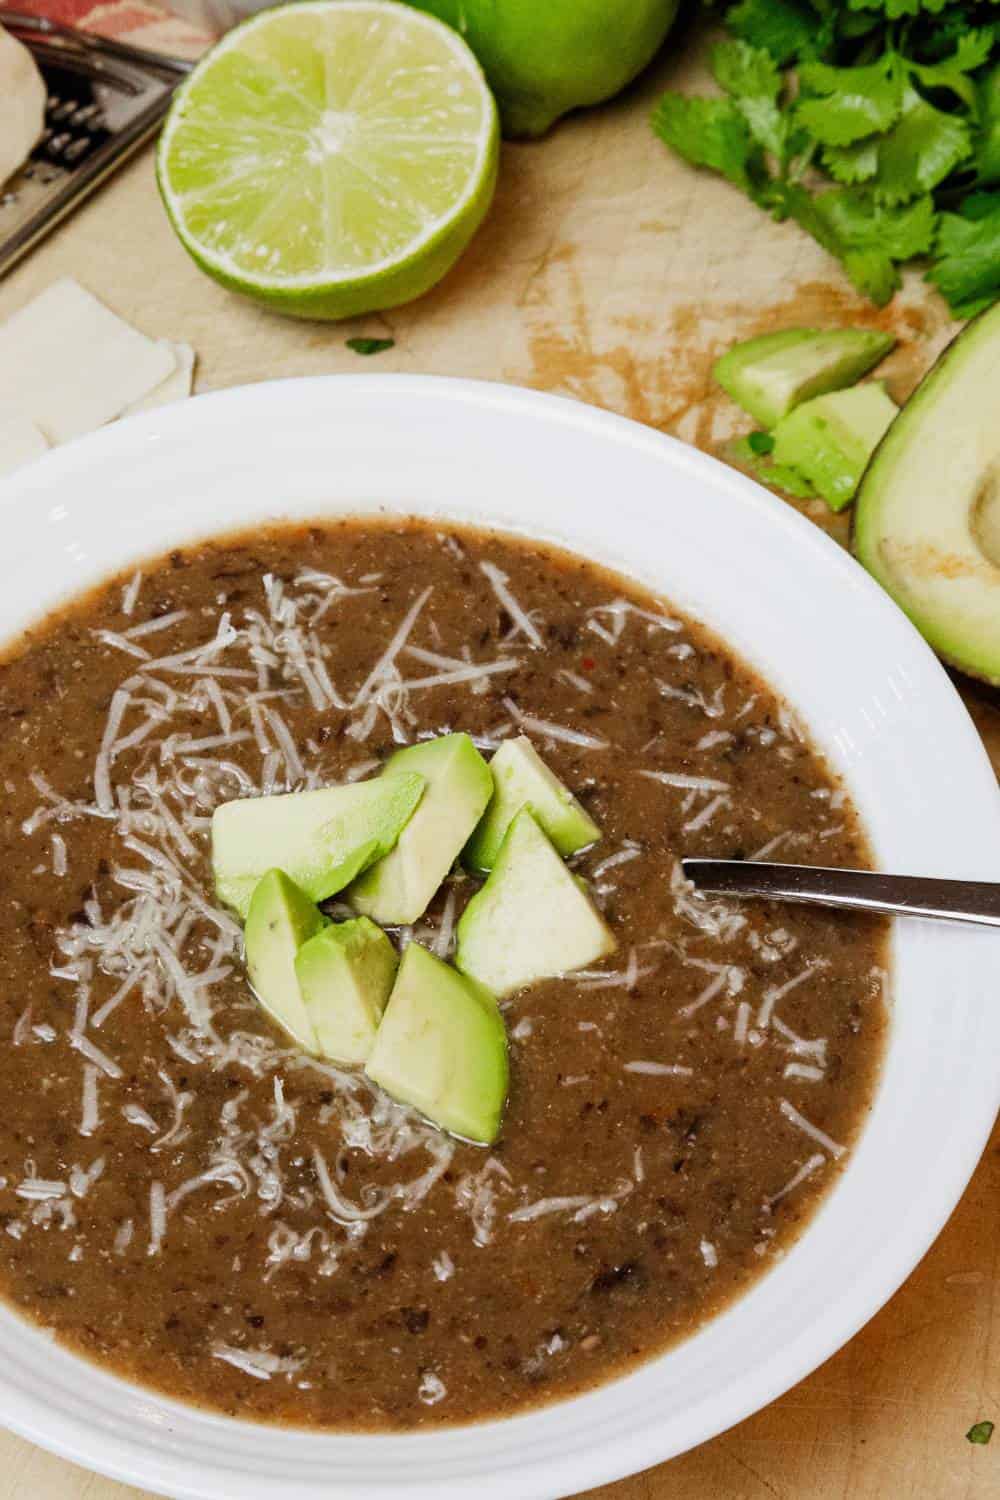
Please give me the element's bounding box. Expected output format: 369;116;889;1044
157;0;499;320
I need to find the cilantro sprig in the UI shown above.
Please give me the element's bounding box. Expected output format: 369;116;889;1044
651;2;1000;313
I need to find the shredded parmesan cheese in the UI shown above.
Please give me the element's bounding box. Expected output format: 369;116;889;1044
503;697;608;750
784;1062;825;1082
556;668;594;694
683;794;730;833
121;571;143;615
454;1156;511;1247
695;730;732;751
69;1032;122;1079
757;961;830;1029
211;1344;304;1381
623;1061;694;1077
586;599;681;639
778;1100;845;1159
767;1152;825;1205
148;1181;166;1255
431;1250;455;1282
354;586;433;704
639;770;729;793
79;1065;99;1137
509;1179;631;1225
417;1370;447;1405
590;844;642;879
479;562;543;648
750;831;793;862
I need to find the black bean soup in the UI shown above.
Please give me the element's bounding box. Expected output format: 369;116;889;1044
0;519;886;1427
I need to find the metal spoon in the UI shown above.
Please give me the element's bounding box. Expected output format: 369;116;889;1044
682;860;1000;929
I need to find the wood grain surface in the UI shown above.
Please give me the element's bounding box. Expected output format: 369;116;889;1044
0;30;997;1500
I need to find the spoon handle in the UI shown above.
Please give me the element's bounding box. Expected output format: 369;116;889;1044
681;860;1000;929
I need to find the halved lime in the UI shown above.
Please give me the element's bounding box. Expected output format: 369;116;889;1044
157;0;499;320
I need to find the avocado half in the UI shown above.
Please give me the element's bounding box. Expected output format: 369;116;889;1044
853;301;1000;686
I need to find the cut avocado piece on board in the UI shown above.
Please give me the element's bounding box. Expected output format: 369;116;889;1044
245;869;326;1052
714;327;895;429
295;917;398;1066
365;942;508;1144
349;734;492;925
465;734;601;874
854;301;1000;685
773;382;898;512
456;809;616;997
212;775;425;919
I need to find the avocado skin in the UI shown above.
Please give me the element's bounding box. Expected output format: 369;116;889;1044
852;300;1000;687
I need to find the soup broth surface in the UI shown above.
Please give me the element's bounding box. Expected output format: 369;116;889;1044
0;520;887;1427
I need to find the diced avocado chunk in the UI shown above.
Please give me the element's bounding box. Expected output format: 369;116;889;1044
772;382;898;511
714;327;895;428
244;869;326;1052
455;809;616;997
349;734;492;925
365;942;508;1145
464;735;601;874
295;917;398;1066
212;774;425;920
853;299;1000;685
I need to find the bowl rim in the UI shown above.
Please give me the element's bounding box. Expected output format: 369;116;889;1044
0;372;998;1500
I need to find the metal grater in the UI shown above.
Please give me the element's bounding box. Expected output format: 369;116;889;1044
0;9;192;279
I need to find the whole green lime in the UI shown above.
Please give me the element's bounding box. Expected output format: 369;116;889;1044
404;0;681;138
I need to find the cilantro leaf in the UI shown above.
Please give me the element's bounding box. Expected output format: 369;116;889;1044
873;87;973;202
712;40;791;157
650;0;999;312
928;196;1000;310
911;30;994;108
651;95;757;191
764;181;898;300
737;97;790;159
967;1421;994;1446
960;190;1000;219
813;188;937;258
346;337;395;355
837;10;884;42
848;0;954;15
976;65;1000;186
771;183;935;302
785;194;898;302
727;0;825;64
843;249;901;302
712;39;781;101
797;57;905;146
823;139;880;183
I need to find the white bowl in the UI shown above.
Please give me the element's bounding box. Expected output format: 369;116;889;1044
1;376;998;1500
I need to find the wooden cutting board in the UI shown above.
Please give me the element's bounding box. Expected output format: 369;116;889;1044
0;26;997;1500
